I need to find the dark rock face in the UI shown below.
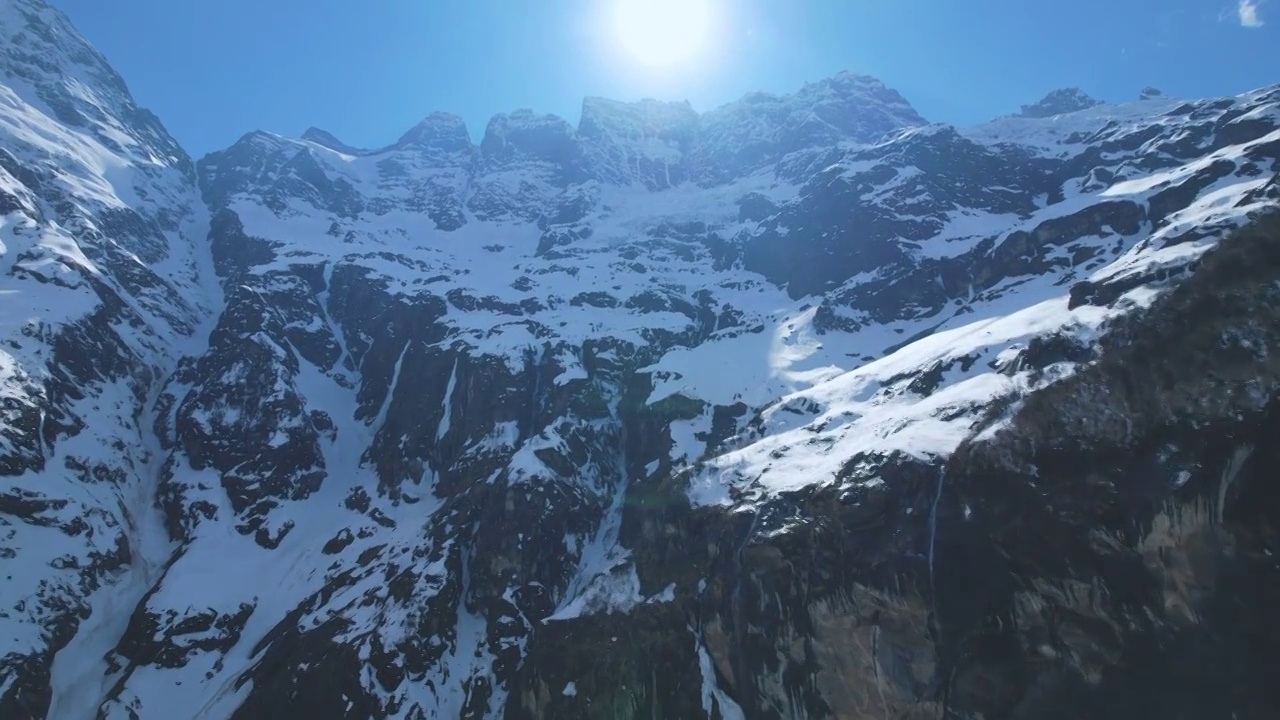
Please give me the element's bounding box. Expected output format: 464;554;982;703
198;132;367;219
938;215;1280;718
578;98;700;190
161;282;328;540
111;595;256;671
744;124;1050;299
481;111;581;171
396;112;474;154
693;73;928;185
3;1;1280;718
300;127;369;156
1017;88;1103;118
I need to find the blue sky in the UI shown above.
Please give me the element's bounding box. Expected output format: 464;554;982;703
53;0;1279;158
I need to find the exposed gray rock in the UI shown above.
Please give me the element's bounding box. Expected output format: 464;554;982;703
1017;87;1103;118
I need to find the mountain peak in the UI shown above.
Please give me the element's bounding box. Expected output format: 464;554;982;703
395;111;472;153
808;71;905;96
797;72;921;112
478;109;578;172
0;0;189;170
301;127;369;155
1017;87;1102;118
690;71;926;183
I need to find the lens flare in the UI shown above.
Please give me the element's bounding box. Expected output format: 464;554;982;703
611;0;715;69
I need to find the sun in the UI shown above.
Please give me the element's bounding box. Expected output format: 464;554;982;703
610;0;716;69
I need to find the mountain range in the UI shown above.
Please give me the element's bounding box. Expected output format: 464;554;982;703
2;0;1279;718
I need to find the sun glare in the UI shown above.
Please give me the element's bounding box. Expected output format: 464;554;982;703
610;0;716;70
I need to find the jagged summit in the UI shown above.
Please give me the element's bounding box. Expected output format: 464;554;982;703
798;70;924;118
1016;86;1103;118
579;95;698;120
300;126;369;155
222;70;930;194
0;0;190;172
394;111;473;152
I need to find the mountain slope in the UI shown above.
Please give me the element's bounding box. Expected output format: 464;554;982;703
0;1;219;717
934;211;1280;718
0;1;1278;718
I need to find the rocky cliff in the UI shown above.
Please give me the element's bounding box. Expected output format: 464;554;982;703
1;1;1279;718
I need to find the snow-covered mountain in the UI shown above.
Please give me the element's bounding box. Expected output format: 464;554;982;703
2;1;1279;718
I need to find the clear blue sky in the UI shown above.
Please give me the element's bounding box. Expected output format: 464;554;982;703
52;0;1280;158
